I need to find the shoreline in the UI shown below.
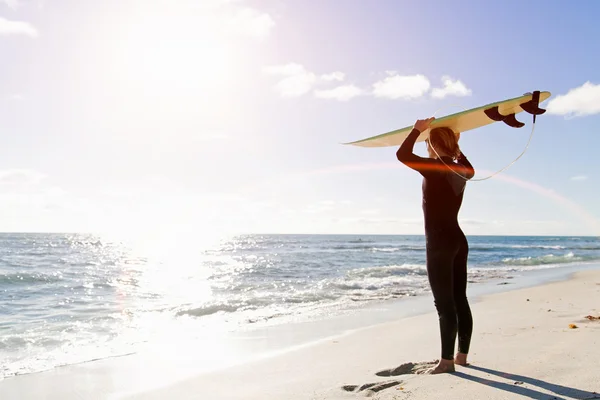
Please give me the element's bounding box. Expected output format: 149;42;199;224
131;266;600;400
2;261;598;382
1;263;599;399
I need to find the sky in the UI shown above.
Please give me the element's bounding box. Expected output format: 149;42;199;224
1;0;600;237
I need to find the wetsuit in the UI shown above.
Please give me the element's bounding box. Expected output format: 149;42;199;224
396;128;475;361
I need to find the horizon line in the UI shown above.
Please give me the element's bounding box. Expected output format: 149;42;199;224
0;231;597;238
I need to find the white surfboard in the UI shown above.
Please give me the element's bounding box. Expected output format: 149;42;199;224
344;91;551;148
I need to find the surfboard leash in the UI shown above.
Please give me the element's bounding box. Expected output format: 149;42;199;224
428;117;537;182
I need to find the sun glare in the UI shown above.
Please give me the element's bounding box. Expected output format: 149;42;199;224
113;7;238;96
131;37;234;93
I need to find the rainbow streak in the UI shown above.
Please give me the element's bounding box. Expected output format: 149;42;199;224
490;172;600;235
275;162;600;235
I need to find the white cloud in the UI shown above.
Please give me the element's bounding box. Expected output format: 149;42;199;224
264;63;349;98
1;0;19;9
320;72;345;82
431;76;472;99
314;85;363;101
0;169;46;186
264;63;317;97
225;6;275;39
0;16;37;37
264;68;467;102
547;82;600;118
278;73;316;97
372;73;430;100
571;175;588;181
185;0;274;39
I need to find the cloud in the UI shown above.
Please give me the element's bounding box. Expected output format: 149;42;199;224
264;66;471;102
224;6;275;39
372;73;430;100
546;82;600;118
431;76;472;99
1;0;19;9
0;16;37;37
570;175;588;181
320;72;345;82
187;0;274;39
264;63;349;98
263;63;317;97
0;169;46;186
314;85;363;101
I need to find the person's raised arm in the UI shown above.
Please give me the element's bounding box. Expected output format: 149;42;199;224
396;117;435;175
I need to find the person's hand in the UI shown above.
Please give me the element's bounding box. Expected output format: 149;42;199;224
413;117;435;133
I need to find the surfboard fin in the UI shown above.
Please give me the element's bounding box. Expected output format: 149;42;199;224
520;90;546;116
484;106;505;122
502;113;525;128
484;107;525;128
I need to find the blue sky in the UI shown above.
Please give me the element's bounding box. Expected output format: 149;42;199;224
1;0;600;236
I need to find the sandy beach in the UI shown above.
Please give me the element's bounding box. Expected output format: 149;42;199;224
1;267;599;400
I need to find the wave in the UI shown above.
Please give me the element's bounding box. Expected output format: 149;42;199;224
319;242;599;253
510;245;566;250
0;272;62;286
177;303;246;318
330;245;425;252
370;247;401;253
462;243;600;252
346;264;427;279
500;252;600;267
331;245;374;250
177;264;430;320
402;246;426;251
327;243;600;252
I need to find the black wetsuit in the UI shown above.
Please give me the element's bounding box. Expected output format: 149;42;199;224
396;128;475;361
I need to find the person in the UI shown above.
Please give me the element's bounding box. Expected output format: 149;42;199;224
396;117;475;374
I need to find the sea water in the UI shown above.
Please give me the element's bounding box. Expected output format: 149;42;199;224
1;233;599;379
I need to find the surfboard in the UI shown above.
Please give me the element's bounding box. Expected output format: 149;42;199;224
344;91;552;148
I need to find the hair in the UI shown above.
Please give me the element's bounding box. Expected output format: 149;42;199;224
427;127;461;159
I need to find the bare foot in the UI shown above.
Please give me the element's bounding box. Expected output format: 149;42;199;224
424;359;455;374
454;352;469;366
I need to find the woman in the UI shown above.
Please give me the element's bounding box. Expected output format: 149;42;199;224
396;117;475;374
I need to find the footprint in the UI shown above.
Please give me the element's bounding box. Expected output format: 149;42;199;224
342;380;402;395
376;360;438;377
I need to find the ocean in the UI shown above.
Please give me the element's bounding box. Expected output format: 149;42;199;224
1;233;600;379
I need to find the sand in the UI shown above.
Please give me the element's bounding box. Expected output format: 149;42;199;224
1;268;599;400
